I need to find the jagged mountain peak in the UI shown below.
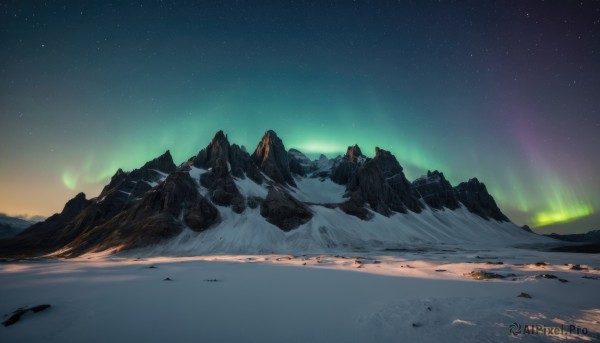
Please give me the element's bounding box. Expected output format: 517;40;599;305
191;131;231;173
140;150;176;174
252;130;295;186
454;177;508;221
345;144;365;162
412;169;459;210
0;129;530;258
373;147;404;177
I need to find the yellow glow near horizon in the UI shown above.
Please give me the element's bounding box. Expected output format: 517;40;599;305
532;204;594;227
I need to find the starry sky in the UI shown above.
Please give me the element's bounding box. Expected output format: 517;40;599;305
1;1;599;234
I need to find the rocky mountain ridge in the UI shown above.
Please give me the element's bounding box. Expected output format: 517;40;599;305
0;130;527;258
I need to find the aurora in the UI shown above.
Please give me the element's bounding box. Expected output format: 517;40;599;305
1;1;598;234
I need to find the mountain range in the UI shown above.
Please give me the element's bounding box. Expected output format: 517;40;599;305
0;130;550;258
0;214;37;239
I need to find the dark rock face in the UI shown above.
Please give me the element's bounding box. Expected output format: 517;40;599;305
191;131;247;213
372;148;422;213
192;130;230;174
64;172;219;255
260;187;312;231
331;145;366;185
454;178;509;221
252;130;296;186
200;172;245;213
230;144;263;183
0;192;93;257
345;145;364;163
137;150;177;175
0;151;184;257
412;170;460;210
342;147;422;217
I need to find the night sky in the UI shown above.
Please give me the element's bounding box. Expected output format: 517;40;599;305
1;1;599;234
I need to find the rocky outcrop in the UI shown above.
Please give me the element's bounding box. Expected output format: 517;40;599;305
229;144;263;183
0;192;93;257
63;172;219;255
136;150;177;175
454;178;509;221
252;130;296;186
331;145;366;185
521;225;534;233
191;131;247;213
260;187;312;231
341;147;422;217
0;151;179;257
412;170;460;210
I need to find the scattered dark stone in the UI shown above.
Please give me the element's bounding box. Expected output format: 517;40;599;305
558;278;569;283
3;304;51;327
475;256;498;259
163;277;172;281
517;292;532;299
486;261;504;265
582;275;599;280
534;262;547;266
427;307;432;311
467;271;505;280
535;274;557;279
405;265;414;268
204;279;221;282
29;305;50;313
435;269;447;272
302;263;307;266
372;260;381;264
148;265;157;269
412;323;421;328
570;264;588;271
246;196;263;209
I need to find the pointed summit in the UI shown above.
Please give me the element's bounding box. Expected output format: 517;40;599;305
454;178;508;221
141;150;176;174
192;130;231;177
331;145;367;185
373;147;403;178
252;130;295;186
345;145;364;163
412;170;460;210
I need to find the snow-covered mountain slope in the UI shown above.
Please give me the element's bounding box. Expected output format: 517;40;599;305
138;170;552;256
0;130;555;258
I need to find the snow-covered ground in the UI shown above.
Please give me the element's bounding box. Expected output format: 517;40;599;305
1;248;599;342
